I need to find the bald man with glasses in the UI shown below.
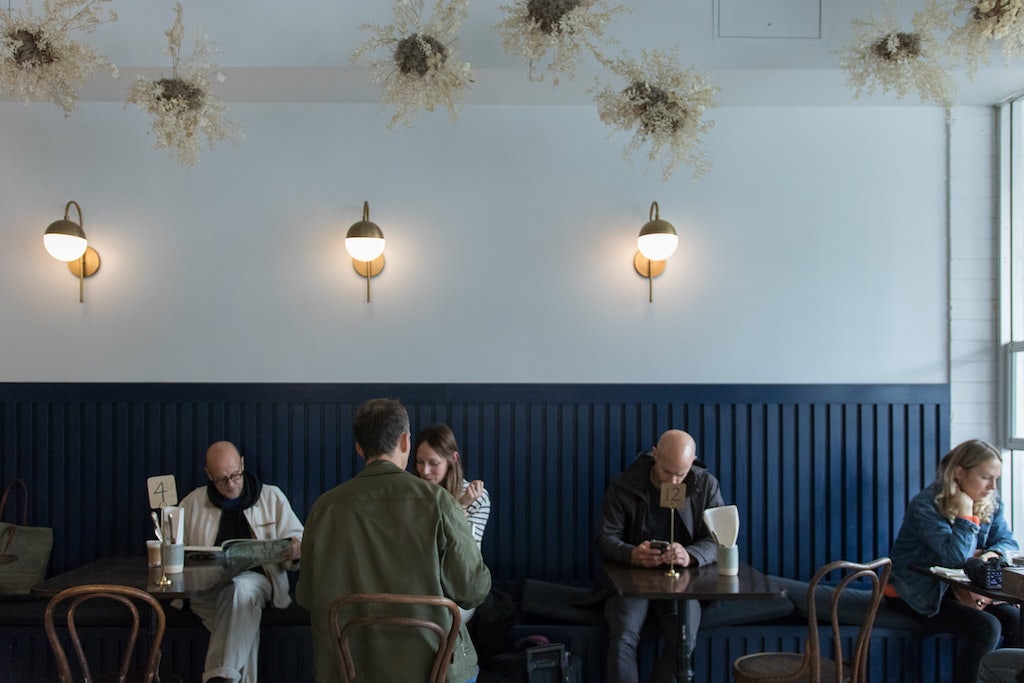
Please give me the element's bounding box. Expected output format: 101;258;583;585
180;440;304;683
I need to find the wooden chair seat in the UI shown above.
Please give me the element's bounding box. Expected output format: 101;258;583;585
733;652;848;682
732;557;892;683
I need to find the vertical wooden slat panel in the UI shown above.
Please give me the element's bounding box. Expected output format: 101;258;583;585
733;403;753;569
794;403;812;577
779;403;797;579
874;404;892;560
0;383;948;583
858;404;875;561
763;403;782;576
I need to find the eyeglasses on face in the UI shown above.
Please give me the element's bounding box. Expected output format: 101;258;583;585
210;471;243;486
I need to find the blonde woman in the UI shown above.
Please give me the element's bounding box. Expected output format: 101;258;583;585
887;439;1020;683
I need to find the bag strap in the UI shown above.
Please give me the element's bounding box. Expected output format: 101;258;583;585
0;525;14;555
0;479;29;525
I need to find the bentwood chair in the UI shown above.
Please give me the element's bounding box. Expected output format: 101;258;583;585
732;557;892;683
329;592;462;683
44;584;181;683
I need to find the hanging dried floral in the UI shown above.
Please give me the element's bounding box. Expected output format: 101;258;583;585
353;0;473;129
495;0;627;84
948;0;1024;74
839;0;956;110
0;0;116;115
591;48;717;181
125;3;240;167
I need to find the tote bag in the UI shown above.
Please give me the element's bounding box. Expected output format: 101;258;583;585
0;479;54;596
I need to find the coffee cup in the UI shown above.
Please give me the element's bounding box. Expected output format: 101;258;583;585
717;544;739;576
146;540;162;567
161;542;185;574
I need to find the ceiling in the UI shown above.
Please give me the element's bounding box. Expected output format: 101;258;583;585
13;0;1024;107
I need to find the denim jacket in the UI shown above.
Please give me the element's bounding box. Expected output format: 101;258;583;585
890;481;1018;617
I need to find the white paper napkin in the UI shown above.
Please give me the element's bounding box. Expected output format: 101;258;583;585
703;505;740;547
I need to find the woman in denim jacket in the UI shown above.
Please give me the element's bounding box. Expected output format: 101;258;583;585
888;439;1020;683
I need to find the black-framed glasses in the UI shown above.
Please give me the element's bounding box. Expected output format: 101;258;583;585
210;471;243;486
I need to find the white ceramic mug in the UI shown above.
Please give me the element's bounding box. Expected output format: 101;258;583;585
717;544;739;576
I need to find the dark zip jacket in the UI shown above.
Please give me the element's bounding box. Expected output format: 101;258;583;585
597;452;725;568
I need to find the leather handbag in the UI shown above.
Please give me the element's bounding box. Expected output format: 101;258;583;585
0;479;53;596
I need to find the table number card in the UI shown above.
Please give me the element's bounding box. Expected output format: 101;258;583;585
147;475;178;509
660;483;686;508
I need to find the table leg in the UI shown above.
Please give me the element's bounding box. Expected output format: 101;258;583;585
1018;604;1024;648
673;599;693;683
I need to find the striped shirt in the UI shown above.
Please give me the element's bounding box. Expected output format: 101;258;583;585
461;479;491;547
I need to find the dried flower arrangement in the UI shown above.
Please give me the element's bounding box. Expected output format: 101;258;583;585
125;2;240;167
495;0;627;84
948;0;1024;73
839;1;956;110
353;0;473;129
0;0;116;115
591;48;717;181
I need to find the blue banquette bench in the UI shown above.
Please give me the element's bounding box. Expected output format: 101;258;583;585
0;382;957;681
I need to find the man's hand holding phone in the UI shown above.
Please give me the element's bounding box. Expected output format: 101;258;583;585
632;540;669;567
632;539;691;567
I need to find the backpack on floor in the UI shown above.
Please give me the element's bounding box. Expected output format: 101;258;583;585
483;638;582;683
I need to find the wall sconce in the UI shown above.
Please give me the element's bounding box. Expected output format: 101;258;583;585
345;201;385;303
43;200;100;303
633;201;678;303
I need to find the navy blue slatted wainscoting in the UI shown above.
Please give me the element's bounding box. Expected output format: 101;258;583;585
0;383;950;682
0;382;948;581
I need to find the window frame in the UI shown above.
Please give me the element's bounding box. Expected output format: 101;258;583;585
1008;342;1024;449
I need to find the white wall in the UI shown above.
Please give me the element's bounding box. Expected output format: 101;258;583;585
0;100;950;383
949;106;999;446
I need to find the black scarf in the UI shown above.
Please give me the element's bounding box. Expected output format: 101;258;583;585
206;470;262;510
207;471;263;545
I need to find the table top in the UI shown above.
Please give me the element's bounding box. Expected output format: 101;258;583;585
909;563;1024;606
32;555;248;600
604;561;786;601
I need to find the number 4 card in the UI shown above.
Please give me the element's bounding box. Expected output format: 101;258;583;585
147;475;178;509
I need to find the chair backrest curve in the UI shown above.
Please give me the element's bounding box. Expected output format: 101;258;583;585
44;583;168;683
805;557;892;683
328;592;462;683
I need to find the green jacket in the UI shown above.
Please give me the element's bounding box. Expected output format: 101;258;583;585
297;459;491;683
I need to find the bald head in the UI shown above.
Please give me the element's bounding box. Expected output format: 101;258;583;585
650;429;696;487
205;441;245;499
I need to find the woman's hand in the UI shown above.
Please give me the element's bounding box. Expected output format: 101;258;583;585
459;480;484;510
953;488;975;518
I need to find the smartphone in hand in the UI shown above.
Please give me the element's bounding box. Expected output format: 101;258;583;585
649;540;669;552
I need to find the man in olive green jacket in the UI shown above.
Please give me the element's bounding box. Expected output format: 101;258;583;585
297;398;491;683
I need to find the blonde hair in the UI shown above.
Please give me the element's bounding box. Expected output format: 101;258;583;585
934;439;1002;523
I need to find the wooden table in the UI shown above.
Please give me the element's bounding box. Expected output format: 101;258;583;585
32;554;250;599
910;563;1024;646
604;561;786;683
